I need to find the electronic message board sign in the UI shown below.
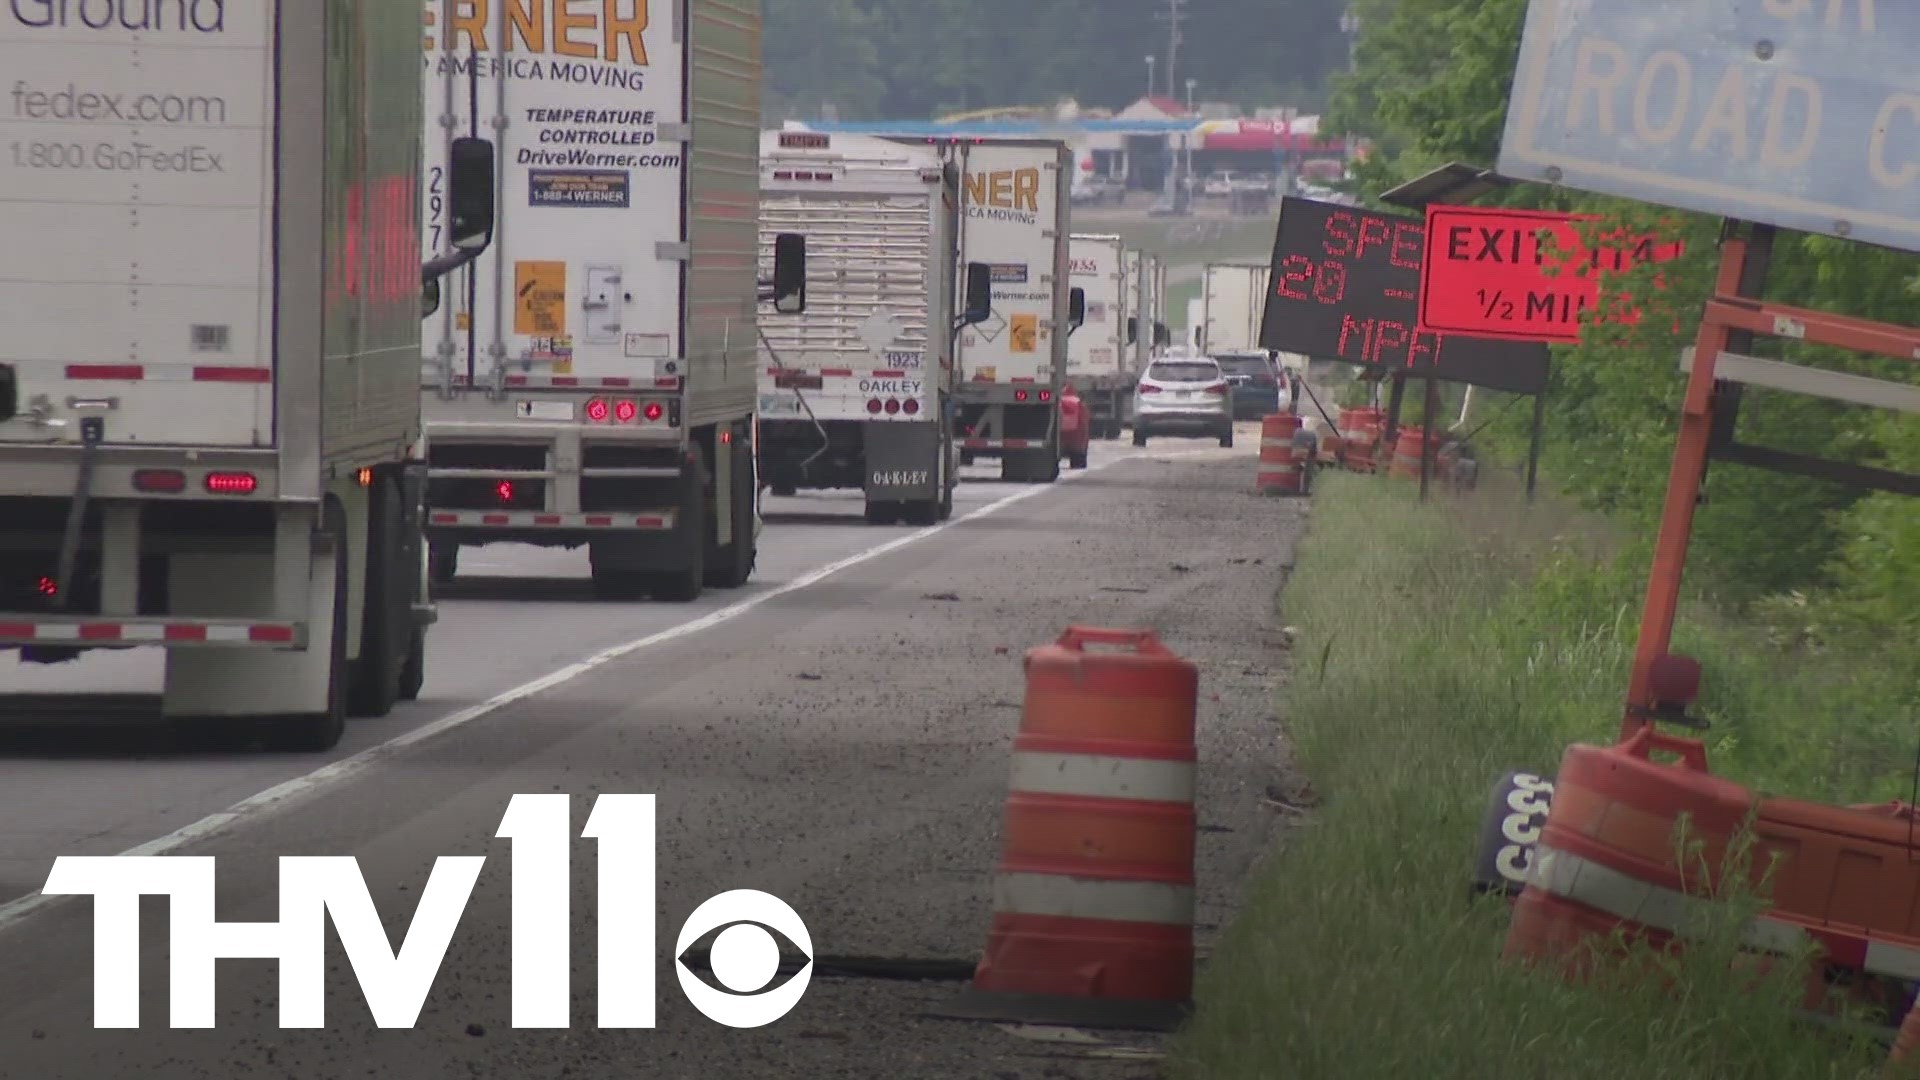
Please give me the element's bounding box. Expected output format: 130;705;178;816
1256;197;1550;395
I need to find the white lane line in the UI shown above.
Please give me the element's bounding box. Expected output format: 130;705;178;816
0;447;1203;933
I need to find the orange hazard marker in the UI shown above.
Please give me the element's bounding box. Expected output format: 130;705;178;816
1338;407;1384;473
1256;413;1306;496
932;626;1200;1033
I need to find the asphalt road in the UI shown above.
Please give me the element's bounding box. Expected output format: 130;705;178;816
0;422;1309;1079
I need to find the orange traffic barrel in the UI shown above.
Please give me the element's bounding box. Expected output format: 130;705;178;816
1503;726;1752;971
1336;409;1378;473
1389;427;1443;479
940;625;1200;1032
1256;413;1305;496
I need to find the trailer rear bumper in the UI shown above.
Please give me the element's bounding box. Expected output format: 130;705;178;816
427;509;678;530
0;445;289;500
0;616;306;649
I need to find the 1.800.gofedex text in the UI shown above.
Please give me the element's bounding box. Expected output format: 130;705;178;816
8;138;221;173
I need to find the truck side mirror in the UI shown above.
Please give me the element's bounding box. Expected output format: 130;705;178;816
0;363;15;422
422;278;441;320
1126;316;1138;345
1068;287;1086;333
1153;321;1170;347
447;136;496;252
961;261;993;325
772;233;807;314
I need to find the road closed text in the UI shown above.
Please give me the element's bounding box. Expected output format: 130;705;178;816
1501;1;1920;250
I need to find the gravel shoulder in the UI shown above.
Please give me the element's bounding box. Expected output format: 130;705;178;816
0;444;1310;1079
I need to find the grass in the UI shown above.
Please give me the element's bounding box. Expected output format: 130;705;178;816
1169;470;1915;1080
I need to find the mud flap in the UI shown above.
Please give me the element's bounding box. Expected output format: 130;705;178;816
862;421;942;503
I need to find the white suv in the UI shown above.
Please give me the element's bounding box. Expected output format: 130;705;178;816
1132;357;1233;448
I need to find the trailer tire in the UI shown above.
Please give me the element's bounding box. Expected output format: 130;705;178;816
864;499;900;525
1132;428;1148;447
588;543;649;601
705;425;756;589
263;502;348;753
1033;440;1061;483
348;475;405;719
428;544;457;586
649;449;707;603
398;627;425;701
938;444;955;520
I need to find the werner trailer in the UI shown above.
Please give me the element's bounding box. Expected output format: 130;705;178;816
0;3;495;751
754;130;992;525
936;137;1081;481
418;0;791;602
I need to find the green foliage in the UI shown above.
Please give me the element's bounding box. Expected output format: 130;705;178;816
1331;0;1920;624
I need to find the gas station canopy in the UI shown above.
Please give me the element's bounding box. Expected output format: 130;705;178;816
1195;119;1344;154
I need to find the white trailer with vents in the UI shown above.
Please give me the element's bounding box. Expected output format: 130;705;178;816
1065;234;1132;439
0;2;496;751
418;0;797;602
934;137;1081;481
755;131;992;525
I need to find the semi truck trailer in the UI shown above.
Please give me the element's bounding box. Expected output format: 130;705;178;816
1200;261;1309;377
0;2;495;751
419;0;794;602
935;137;1081;482
1200;262;1270;355
754;131;992;525
1066;234;1131;440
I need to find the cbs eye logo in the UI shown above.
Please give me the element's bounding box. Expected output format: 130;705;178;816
674;890;815;1027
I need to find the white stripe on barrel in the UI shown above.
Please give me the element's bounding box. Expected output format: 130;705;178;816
1527;845;1810;959
1008;751;1195;803
992;872;1194;925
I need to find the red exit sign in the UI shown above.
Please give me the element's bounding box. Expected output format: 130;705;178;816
1415;205;1683;344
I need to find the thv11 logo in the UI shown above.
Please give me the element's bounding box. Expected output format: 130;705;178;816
40;794;812;1030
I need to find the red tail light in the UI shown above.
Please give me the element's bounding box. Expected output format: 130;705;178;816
204;472;258;494
1038;389;1052;402
585;398;610;422
1014;389;1029;402
866;398;883;414
36;576;57;598
495;480;514;503
1139;384;1162;394
884;398;901;414
614;399;638;423
1203;383;1228;395
902;398;920;415
644;401;664;421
